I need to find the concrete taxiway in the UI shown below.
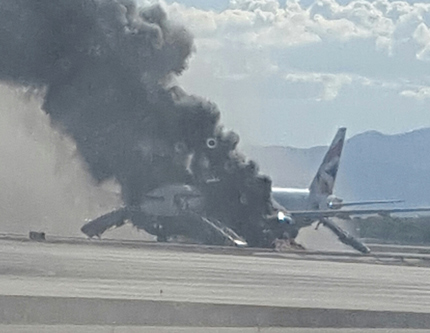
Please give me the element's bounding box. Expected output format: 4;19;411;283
1;236;430;330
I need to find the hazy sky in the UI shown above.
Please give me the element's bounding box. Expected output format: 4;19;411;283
160;0;430;147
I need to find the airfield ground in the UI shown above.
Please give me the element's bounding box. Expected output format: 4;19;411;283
1;235;430;331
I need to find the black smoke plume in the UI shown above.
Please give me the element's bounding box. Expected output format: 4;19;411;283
0;0;274;246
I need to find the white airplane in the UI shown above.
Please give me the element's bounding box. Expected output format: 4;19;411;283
270;127;430;253
81;128;430;253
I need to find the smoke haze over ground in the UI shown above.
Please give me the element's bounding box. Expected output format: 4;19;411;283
0;84;121;236
0;0;272;244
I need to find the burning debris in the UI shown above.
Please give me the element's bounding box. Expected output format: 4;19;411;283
0;0;281;247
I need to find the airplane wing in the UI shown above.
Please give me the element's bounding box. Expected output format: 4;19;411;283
279;207;430;254
319;218;370;253
288;207;430;220
330;199;404;209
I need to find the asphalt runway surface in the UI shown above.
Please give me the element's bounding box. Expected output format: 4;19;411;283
2;236;430;331
1;327;430;333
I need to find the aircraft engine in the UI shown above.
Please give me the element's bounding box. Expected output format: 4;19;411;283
277;211;294;225
327;195;343;209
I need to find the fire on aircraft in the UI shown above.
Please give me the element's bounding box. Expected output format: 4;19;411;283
81;128;430;254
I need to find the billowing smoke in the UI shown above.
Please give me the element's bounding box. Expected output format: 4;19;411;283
0;0;273;246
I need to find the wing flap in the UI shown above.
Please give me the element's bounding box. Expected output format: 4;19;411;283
289;207;430;219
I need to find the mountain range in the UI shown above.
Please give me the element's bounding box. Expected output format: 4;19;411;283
243;127;430;207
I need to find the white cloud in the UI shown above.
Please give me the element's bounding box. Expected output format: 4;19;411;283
229;0;280;12
165;0;430;146
413;22;430;45
413;22;430;61
168;0;430;62
284;72;353;100
167;0;430;81
401;86;430;100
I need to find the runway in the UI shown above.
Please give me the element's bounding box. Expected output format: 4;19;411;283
1;236;430;330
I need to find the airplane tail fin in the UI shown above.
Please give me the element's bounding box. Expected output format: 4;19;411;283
309;127;346;207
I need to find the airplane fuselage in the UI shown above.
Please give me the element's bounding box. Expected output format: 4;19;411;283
271;187;313;211
271;186;338;210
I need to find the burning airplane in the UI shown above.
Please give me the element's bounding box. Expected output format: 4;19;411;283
81;183;248;247
0;0;281;248
3;1;427;253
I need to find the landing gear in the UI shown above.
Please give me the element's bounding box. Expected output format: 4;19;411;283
273;237;306;252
